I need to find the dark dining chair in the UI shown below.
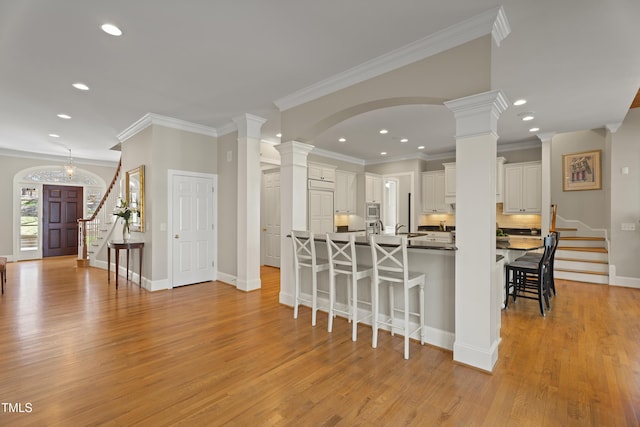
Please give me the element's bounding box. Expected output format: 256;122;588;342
504;234;554;316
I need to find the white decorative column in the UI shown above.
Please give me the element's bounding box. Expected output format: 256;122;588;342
275;141;314;306
538;132;555;236
445;90;508;372
234;114;267;292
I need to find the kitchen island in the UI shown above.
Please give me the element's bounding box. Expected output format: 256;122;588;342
290;233;542;352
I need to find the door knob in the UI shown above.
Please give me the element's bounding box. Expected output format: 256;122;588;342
174;235;180;239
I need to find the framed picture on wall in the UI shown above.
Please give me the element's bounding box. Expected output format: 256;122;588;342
562;149;602;191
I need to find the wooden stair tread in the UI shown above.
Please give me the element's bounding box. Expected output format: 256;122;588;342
558;246;608;253
553;227;577;231
560;236;605;241
556;268;609;276
555;257;608;264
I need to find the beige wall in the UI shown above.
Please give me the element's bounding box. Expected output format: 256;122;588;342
551;129;608;229
0;153;117;257
610;108;640;279
217;132;238;278
118;125;218;284
281;37;491;143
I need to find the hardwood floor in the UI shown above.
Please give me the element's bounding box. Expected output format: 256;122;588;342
0;257;639;426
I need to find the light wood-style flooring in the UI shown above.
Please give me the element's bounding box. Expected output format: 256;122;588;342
0;257;639;425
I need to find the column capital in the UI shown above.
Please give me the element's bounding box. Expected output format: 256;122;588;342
233;113;267;140
444;90;509;138
275;141;315;167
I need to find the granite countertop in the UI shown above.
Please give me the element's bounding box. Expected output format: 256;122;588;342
289;234;542;252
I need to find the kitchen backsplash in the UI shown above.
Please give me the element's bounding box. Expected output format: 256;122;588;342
420;204;541;229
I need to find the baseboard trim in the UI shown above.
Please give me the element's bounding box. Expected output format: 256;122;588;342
609;265;640;289
217;272;238;287
453;339;499;373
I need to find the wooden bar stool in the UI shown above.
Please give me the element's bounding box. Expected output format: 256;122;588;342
0;257;7;294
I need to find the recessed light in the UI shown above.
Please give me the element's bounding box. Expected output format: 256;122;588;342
57;114;72;119
400;138;408;143
529;127;540;132
380;151;387;156
418;146;425;150
276;133;282;138
379;129;388;134
49;133;60;138
338;137;346;142
101;23;122;36
522;115;535;121
513;99;527;106
72;82;90;91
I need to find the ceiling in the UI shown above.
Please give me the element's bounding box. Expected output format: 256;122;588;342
1;0;639;165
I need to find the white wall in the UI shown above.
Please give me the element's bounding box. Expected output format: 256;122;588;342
217;132;238;279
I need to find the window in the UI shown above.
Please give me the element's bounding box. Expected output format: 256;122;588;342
20;187;39;251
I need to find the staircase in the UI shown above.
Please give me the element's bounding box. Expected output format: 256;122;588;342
553;217;609;284
77;160;122;267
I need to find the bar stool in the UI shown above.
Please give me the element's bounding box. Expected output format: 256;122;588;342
326;233;373;341
370;235;425;359
505;234;554;316
291;230;330;326
516;231;559;296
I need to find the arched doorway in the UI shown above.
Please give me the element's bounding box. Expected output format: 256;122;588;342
13;166;106;260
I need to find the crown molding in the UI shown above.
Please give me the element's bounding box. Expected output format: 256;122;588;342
117;113;218;142
217;121;238;137
605;122;622;133
0;148;119;167
497;139;541;153
310;147;366;166
274;7;508;112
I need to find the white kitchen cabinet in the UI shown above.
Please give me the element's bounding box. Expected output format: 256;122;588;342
334;170;357;213
503;161;542;214
308;162;336;182
443;158;506;204
443;162;456;204
309;189;334;234
421;171;450;213
365;173;383;203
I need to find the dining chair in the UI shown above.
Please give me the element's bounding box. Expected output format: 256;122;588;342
505;234;554;316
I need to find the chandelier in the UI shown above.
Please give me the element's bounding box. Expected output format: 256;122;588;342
64;149;76;180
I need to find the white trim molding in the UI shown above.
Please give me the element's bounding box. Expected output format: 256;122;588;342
274;7;510;111
118;113;218;142
609;265;640;289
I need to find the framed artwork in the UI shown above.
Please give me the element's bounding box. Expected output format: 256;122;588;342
126;165;145;231
562;150;602;191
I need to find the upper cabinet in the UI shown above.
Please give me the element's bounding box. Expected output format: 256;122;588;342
443;157;506;204
365;173;383;203
503;161;542;214
334;170;357;214
308;161;336;182
421;171;450;213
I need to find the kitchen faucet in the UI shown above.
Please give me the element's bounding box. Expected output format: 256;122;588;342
395;224;406;235
376;219;384;234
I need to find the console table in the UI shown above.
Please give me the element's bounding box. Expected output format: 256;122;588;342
107;240;144;288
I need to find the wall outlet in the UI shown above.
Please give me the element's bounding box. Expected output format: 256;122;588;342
621;223;636;231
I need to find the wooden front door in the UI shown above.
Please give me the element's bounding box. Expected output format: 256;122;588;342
43;185;83;257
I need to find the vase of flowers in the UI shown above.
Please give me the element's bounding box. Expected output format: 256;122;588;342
114;198;135;242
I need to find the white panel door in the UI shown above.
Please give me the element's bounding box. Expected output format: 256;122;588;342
262;171;281;267
172;174;215;287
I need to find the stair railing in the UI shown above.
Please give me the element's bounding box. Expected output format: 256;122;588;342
78;159;122;265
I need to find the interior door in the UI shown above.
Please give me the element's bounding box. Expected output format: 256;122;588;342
43;185;83;257
171;174;216;287
262;171;281;268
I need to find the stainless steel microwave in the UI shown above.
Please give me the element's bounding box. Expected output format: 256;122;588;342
366;203;380;219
